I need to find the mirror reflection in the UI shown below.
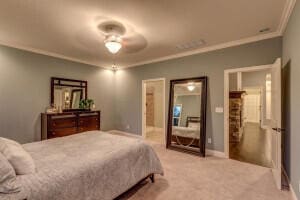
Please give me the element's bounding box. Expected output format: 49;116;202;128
54;87;86;110
171;82;202;151
51;77;88;111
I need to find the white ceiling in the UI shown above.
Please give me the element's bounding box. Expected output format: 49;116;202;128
0;0;294;69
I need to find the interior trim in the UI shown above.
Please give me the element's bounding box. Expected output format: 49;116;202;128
205;149;226;158
125;32;280;68
223;64;273;159
278;0;297;35
0;39;101;68
0;0;296;69
141;78;166;145
290;183;299;200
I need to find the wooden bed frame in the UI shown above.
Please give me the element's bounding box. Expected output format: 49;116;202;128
186;116;201;127
114;174;155;199
24;174;155;200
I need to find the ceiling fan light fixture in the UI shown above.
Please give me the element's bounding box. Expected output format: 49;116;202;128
104;35;122;54
187;82;195;91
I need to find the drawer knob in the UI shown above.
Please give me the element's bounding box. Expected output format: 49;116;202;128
52;132;56;135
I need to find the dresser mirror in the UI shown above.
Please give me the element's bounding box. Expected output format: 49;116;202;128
167;77;207;156
51;77;88;112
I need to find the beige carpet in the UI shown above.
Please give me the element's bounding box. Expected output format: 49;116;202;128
145;129;164;144
111;132;292;200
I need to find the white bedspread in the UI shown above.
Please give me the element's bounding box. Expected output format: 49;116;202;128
172;126;200;139
1;131;163;200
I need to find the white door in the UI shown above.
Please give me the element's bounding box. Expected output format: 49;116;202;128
270;58;282;189
244;93;261;123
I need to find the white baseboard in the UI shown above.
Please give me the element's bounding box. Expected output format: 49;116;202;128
108;130;142;138
282;167;298;200
290;184;298;200
146;126;164;133
146;126;154;133
206;149;226;158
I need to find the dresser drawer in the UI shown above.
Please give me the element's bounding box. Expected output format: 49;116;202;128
48;127;78;138
50;118;77;129
78;123;100;132
42;111;101;140
78;116;99;127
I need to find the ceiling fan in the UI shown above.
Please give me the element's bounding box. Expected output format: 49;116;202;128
98;21;147;55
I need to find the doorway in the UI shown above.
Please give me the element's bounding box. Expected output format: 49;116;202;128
224;58;283;189
227;68;272;168
142;78;166;144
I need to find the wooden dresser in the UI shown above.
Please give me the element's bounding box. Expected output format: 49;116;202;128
41;111;100;140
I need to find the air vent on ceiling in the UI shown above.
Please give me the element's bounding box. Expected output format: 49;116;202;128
176;39;206;51
259;28;270;33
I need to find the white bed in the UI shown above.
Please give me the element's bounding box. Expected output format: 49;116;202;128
172;126;200;139
1;131;164;200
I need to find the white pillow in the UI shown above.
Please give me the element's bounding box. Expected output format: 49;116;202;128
0;153;21;194
0;138;36;175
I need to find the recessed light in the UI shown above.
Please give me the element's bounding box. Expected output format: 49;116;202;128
259;28;270;33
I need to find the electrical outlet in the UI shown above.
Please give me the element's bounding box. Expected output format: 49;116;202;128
126;125;130;130
208;138;212;144
215;107;224;113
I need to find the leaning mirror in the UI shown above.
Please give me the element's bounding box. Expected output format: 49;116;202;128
51;77;87;112
167;77;207;156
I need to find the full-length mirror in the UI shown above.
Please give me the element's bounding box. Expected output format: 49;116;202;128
167;77;207;156
51;77;87;111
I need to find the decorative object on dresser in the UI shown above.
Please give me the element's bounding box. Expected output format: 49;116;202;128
229;91;246;143
41;111;100;140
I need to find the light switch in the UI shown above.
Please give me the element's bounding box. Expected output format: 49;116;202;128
208;138;212;144
215;107;224;113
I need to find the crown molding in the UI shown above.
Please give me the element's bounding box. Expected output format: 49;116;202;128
0;0;296;69
124;0;296;68
124;31;281;68
0;40;104;68
278;0;297;35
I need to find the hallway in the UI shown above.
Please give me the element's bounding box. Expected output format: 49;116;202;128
229;122;272;167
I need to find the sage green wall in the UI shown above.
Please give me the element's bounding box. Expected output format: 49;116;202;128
282;1;300;198
114;37;282;151
0;45;115;144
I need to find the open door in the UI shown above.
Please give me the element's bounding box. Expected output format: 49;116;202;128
270;58;282;189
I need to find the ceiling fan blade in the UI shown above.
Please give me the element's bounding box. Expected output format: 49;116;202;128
121;33;147;53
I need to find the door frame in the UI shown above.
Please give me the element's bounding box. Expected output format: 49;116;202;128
142;78;166;145
224;64;272;158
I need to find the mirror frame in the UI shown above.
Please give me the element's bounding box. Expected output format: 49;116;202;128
166;76;208;157
51;77;88;112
